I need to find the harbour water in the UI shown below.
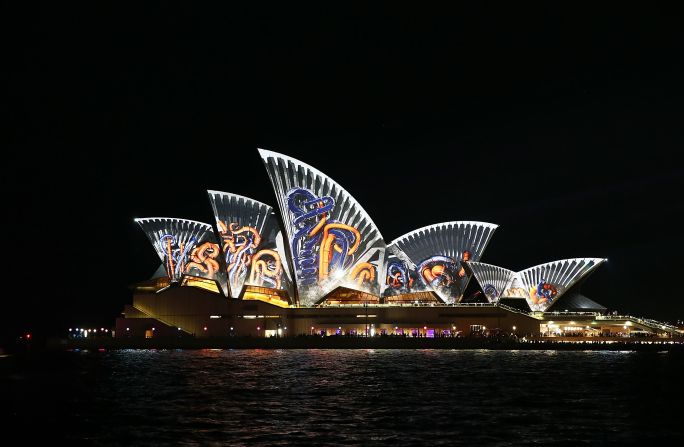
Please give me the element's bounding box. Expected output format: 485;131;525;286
2;349;683;444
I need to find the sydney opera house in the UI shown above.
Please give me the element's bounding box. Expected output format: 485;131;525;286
116;150;679;339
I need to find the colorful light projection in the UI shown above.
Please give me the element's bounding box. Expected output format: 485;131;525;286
465;262;516;303
381;246;422;297
468;258;607;312
389;221;498;304
515;258;606;312
501;279;529;299
135;218;224;287
528;280;558;309
207;191;293;299
259;149;385;305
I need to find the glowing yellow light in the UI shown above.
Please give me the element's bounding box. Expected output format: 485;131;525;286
243;291;289;308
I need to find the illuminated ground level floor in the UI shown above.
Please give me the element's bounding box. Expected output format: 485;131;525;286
111;286;682;340
114;286;540;338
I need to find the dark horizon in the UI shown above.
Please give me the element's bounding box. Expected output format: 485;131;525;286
5;4;683;337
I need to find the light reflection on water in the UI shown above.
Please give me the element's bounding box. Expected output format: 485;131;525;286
2;349;683;445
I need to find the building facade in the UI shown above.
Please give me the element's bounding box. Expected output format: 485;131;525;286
117;149;680;339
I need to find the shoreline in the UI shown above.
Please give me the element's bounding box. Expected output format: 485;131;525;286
40;336;684;352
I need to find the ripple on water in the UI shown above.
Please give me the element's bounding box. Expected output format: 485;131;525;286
2;349;683;445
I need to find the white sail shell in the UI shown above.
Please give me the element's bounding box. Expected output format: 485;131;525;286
259;149;385;306
466;261;516;303
135;217;220;284
389;221;498;303
207;191;293;299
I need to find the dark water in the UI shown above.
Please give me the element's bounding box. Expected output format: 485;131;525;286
2;349;683;445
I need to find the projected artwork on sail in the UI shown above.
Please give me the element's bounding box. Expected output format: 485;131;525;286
515;258;606;312
468;258;607;311
135;218;224;288
381;246;421;297
259;150;385;306
390;222;498;303
466;262;516;303
208;191;293;299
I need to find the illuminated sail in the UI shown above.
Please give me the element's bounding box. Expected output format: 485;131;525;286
259;149;385;306
380;245;421;297
207;191;293;299
466;261;515;303
135;217;223;286
468;258;608;311
390;221;498;303
514;258;607;312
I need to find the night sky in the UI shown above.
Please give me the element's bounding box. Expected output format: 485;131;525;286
5;4;683;338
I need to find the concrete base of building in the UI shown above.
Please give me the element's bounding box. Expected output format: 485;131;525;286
114;286;541;339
